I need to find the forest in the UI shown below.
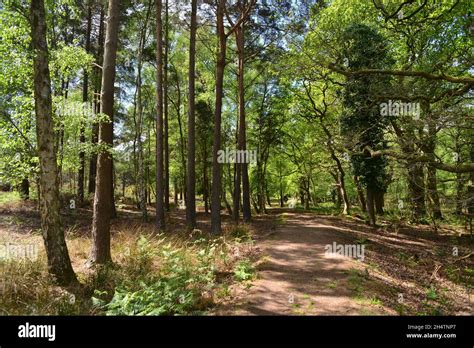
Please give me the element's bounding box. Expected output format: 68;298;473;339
0;0;472;317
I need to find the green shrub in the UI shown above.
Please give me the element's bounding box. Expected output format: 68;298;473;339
95;236;217;315
233;259;255;282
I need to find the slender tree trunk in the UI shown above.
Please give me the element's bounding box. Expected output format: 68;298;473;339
30;0;77;285
320;119;350;214
338;179;349;215
203;157;209;213
174;177;178;206
233;154;241;222
155;0;165;229
211;0;226;234
354;175;366;213
257;155;265;213
235;20;251;222
304;177;310;210
78;4;92;205
173;75;187;200
186;0;197;229
136;0;151;221
164;0;170;212
467;145;474;234
89;6;105;195
278;161;284;207
91;0;120;264
223;185;232;216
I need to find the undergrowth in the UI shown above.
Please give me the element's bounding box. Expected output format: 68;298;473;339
0;227;256;315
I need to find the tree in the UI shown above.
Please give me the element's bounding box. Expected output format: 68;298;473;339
340;24;391;226
30;0;77;285
210;0;226;234
155;0;165;230
89;5;105;195
231;0;254;223
78;1;93;205
164;0;170;212
186;0;197;230
211;0;254;234
91;0;120;263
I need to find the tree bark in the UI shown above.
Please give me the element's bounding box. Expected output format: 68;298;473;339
78;3;92;205
407;162;426;221
155;0;165;229
186;0;197;229
136;0;151;221
236;20;251;223
89;6;105;195
172;70;187;201
427;164;442;219
211;0;226;234
19;178;30;200
366;187;376;226
30;0;77;285
91;0;120;264
354;175;366;213
374;191;384;215
164;0;170;212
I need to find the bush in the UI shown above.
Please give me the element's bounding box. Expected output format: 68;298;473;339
233;259;256;282
94;236;218;315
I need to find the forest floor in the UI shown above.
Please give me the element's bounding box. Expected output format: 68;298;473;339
214;209;473;316
0;193;472;315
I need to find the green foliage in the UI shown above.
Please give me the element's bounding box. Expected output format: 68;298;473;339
340;23;391;192
233;259;256;282
96;236;217;316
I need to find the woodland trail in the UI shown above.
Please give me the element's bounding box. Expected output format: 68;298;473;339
217;211;397;315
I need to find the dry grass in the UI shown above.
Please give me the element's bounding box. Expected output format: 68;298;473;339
0;204;260;315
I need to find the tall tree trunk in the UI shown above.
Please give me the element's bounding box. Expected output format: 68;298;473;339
467;145;474;235
211;0;226;234
30;0;77;285
423;102;442;220
366;187;376;226
78;3;92;205
233;150;241;222
164;0;170;212
136;0;151;221
407;162;426;221
173;177;178;206
235;20;251;223
354;175;366;213
374;191;384;215
91;0;120;264
203;157;209;213
278;161;284;207
172;72;187;200
89;6;105;195
320;119;350;214
155;0;165;229
426;164;442;219
186;0;197;229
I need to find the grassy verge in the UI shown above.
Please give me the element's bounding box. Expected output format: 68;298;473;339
0;223;257;315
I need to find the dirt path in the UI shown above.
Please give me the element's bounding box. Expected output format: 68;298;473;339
218;212;396;315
